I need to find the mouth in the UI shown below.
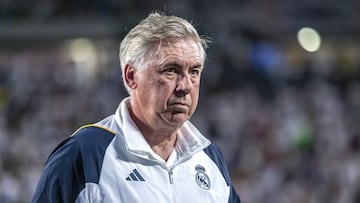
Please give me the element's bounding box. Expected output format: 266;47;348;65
172;102;189;107
168;99;190;107
168;103;189;113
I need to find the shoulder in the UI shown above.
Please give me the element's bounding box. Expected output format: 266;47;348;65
48;125;115;159
203;143;231;185
72;124;115;146
31;125;116;202
203;143;241;203
203;143;225;165
70;124;116;146
48;125;116;180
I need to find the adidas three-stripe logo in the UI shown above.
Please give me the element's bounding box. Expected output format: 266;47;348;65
125;169;145;181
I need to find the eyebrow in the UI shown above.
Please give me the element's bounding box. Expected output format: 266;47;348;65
162;60;203;68
162;63;203;73
191;64;203;69
163;61;182;67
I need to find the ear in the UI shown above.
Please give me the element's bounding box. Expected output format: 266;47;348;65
124;64;137;90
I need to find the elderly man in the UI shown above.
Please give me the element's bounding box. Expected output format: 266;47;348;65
32;12;241;203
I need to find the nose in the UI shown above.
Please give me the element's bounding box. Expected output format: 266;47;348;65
175;73;193;97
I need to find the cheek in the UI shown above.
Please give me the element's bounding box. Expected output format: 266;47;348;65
140;79;173;110
190;88;200;110
156;79;176;94
157;78;168;87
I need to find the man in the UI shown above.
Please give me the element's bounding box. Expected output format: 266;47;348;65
32;12;241;203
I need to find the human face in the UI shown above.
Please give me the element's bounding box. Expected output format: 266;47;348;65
127;39;204;133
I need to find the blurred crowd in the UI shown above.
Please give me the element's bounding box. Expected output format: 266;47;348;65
1;1;360;203
0;37;359;203
194;40;360;202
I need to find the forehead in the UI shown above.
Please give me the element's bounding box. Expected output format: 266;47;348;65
155;39;203;64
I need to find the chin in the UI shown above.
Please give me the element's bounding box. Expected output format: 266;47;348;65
160;112;188;127
165;119;187;130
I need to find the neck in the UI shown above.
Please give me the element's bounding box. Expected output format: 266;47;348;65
138;123;178;160
127;104;178;161
145;132;177;161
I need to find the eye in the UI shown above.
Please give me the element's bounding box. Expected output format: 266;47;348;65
161;66;179;77
190;69;199;75
165;67;177;73
189;68;201;76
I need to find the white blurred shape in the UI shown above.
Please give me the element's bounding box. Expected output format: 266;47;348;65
69;38;96;63
297;27;321;52
68;38;98;89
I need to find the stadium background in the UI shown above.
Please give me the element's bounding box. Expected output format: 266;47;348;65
0;0;360;202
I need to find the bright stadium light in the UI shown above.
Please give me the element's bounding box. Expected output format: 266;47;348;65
68;38;98;88
69;38;96;63
297;27;321;52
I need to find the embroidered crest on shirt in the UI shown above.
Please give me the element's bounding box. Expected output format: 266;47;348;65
195;164;210;190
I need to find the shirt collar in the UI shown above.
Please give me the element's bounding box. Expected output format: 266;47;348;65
114;97;210;163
